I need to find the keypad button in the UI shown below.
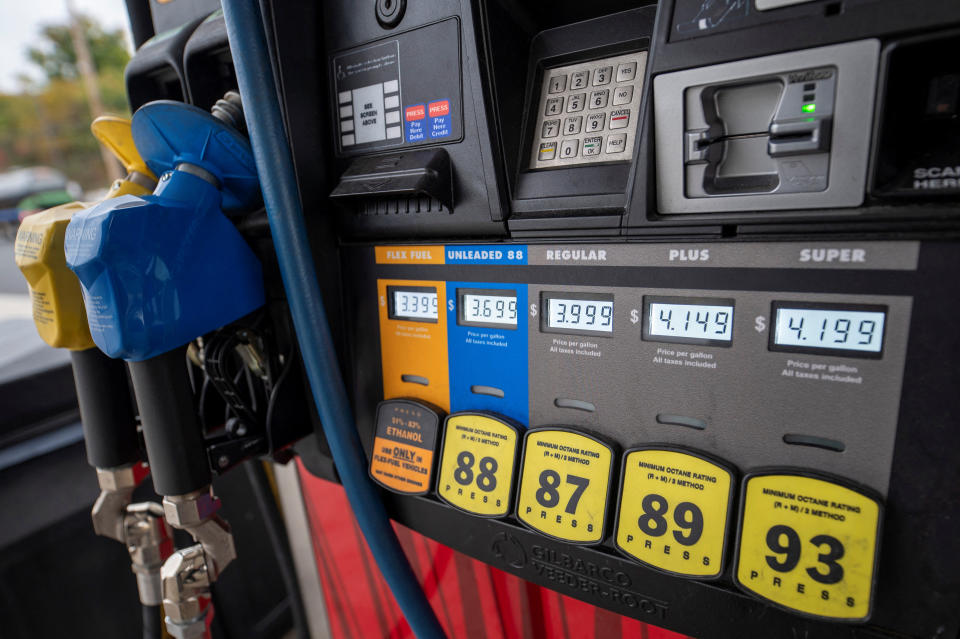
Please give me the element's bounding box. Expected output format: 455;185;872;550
548;75;567;94
567;93;586;112
582;136;603;156
605;133;627;154
563;116;583;135
609;108;630;129
542;119;560;138
612;85;634;106
560;139;579;159
586;113;606;132
538;142;557;161
589;89;609;110
570;71;589;90
593;66;613;86
545;97;564;116
616;61;637;83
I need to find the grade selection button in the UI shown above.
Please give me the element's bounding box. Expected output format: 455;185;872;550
615;448;735;579
436;412;521;517
734;473;882;621
516;428;615;545
369;399;442;495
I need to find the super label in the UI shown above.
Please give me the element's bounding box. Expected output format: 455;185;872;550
369;399;440;495
516;428;614;544
735;473;882;621
615;448;734;579
436;413;520;517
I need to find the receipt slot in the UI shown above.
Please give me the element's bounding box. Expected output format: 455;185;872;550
655;40;879;213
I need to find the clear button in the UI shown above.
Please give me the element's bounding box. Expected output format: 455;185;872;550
538;142;557;161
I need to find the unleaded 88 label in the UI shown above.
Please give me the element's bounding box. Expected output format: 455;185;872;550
516;429;614;544
735;473;882;621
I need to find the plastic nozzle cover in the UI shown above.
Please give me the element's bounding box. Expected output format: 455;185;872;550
64;170;265;361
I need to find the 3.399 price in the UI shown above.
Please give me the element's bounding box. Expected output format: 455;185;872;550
523;469;595;533
756;524;855;608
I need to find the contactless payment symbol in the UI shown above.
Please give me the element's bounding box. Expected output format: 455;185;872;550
516;428;615;545
734;473;882;621
615;448;735;579
369;399;441;495
436;412;520;517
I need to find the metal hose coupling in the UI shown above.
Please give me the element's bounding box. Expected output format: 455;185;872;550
211;91;246;135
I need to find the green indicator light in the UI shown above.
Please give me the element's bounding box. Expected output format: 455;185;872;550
805;117;816;122
801;103;816;113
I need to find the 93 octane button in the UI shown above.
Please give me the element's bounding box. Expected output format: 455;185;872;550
734;473;882;621
615;448;735;579
436;412;520;517
516;428;615;545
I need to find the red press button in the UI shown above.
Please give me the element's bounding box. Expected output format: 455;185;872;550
428;100;450;117
405;105;425;121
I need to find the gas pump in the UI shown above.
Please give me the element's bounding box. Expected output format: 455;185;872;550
14;117;173;630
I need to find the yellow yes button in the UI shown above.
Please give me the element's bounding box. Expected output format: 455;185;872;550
615;448;735;579
436;412;521;517
735;473;882;621
516;428;615;545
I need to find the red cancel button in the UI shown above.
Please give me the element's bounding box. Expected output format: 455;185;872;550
428;100;450;117
405;104;425;121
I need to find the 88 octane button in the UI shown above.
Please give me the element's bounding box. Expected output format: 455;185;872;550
516;428;616;545
615;447;735;579
436;412;521;517
734;472;882;621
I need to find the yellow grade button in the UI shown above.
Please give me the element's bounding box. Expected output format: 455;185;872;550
436;412;520;517
735;473;882;621
516;428;615;545
615;448;734;579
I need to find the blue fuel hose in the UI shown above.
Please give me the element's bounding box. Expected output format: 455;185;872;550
219;2;445;637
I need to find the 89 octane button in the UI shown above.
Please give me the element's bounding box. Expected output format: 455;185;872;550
734;472;882;621
516;428;615;545
614;447;735;579
436;412;520;517
369;399;441;495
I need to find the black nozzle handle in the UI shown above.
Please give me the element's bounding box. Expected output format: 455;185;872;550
70;348;140;470
128;347;211;496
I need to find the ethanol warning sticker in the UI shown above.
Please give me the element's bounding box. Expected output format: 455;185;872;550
516;429;614;544
369;400;440;495
436;413;520;517
615;448;734;579
735;473;882;621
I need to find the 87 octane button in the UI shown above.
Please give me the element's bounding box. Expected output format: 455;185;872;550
516;428;615;545
615;447;735;579
734;472;882;621
436;412;521;517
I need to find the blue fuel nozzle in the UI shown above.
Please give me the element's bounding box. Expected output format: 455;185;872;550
65;99;265;361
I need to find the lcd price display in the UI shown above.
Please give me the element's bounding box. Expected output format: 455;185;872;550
387;286;438;322
458;289;518;329
643;296;735;347
541;292;614;336
770;301;886;358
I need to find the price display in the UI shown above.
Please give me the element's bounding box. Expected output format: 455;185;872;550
458;289;518;329
734;473;882;621
387;285;439;322
436;412;520;517
615;448;735;579
770;302;886;358
369;399;441;495
516;428;615;544
541;292;614;336
643;296;735;347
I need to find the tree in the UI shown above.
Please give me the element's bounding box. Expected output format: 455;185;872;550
26;16;130;83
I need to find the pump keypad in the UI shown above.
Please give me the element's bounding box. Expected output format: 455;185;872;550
531;52;647;169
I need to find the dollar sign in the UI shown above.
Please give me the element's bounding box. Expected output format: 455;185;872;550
448;300;454;312
380;295;386;307
630;309;639;324
530;303;538;317
755;316;767;333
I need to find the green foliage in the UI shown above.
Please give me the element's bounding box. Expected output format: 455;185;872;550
26;15;130;82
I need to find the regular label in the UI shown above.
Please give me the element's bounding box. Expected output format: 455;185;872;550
369;400;440;495
735;474;881;620
516;429;614;544
436;413;520;517
615;449;734;578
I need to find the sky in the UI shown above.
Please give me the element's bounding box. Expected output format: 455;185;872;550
0;0;131;93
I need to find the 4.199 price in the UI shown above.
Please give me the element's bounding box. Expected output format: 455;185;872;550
530;470;595;534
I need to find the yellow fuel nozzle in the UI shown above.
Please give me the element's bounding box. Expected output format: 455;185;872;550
14;116;156;350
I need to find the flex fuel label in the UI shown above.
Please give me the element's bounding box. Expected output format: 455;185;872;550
436;412;520;517
369;399;441;495
615;448;735;579
516;428;615;545
734;472;882;621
